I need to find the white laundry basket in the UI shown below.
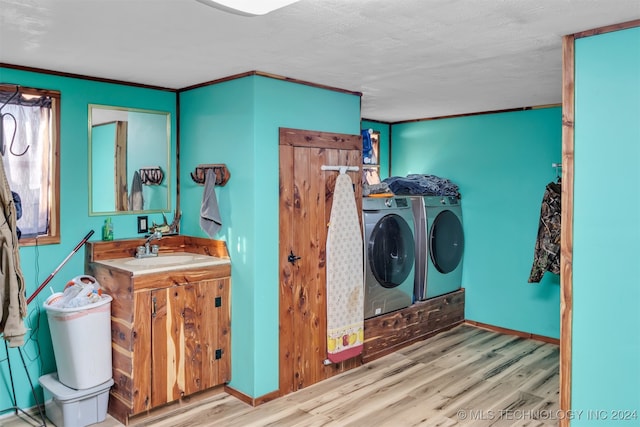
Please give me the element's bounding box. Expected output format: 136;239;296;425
44;293;113;390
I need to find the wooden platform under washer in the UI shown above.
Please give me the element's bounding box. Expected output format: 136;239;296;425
363;289;465;363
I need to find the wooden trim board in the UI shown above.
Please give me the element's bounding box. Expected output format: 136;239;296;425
465;320;560;345
560;33;575;427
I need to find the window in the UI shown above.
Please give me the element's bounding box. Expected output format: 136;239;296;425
0;85;60;245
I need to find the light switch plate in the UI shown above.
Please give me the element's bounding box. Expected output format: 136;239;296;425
137;216;148;234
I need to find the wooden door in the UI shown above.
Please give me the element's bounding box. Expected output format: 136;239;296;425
279;127;363;395
151;279;230;407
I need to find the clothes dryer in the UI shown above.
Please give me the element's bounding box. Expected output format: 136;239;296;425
411;196;464;300
363;196;416;319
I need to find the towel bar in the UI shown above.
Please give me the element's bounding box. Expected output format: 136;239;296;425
320;165;359;173
191;164;230;186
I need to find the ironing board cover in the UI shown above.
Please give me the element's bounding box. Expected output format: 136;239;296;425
326;172;364;363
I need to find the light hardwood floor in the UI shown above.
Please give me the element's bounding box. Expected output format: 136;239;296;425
2;324;559;427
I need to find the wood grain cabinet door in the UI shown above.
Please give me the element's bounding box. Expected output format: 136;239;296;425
150;278;231;407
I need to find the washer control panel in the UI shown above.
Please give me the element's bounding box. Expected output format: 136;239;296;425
395;197;409;207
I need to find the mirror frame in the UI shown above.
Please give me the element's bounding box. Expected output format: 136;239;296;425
88;104;171;216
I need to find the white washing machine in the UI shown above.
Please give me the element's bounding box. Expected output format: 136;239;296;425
363;196;416;319
411;195;464;300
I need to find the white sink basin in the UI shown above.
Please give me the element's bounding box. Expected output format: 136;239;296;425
97;252;230;276
125;255;195;266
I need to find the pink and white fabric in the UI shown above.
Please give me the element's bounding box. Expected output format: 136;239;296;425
326;172;364;363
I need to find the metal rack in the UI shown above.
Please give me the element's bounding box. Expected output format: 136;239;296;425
0;340;47;426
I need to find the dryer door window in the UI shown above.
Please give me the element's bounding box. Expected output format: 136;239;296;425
368;214;415;289
429;210;464;274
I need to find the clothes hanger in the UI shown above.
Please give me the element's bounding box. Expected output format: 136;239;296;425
552;162;562;184
0;86;29;157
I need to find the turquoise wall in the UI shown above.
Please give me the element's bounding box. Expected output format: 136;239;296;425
572;27;640;424
361;120;391;179
179;76;257;398
391;108;562;339
179;75;360;397
0;67;177;409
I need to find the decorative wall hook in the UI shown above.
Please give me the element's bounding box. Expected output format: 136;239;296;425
0;85;30;157
190;164;230;186
139;166;164;185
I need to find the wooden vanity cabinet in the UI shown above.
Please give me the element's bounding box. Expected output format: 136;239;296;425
85;236;231;425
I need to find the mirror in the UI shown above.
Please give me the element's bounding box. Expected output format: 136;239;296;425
88;105;171;215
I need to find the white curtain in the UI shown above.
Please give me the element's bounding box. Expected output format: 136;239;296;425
1;103;51;237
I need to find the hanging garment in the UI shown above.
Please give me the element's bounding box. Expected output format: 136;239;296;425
129;170;144;211
529;181;561;283
361;129;373;164
0;159;27;347
326;172;364;363
200;169;222;238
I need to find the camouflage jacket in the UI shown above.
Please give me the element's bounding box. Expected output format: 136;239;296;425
528;181;561;283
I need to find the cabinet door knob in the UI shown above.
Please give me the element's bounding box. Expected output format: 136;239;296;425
288;250;301;264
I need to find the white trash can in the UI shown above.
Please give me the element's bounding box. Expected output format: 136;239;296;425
44;293;113;390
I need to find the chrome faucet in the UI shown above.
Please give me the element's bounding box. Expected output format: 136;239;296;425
136;230;162;258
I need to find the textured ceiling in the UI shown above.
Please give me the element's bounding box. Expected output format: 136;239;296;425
0;0;638;122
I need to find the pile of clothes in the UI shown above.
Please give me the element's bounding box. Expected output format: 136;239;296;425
382;174;460;197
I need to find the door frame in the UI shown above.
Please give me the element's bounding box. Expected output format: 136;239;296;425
559;19;640;427
559;34;574;427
